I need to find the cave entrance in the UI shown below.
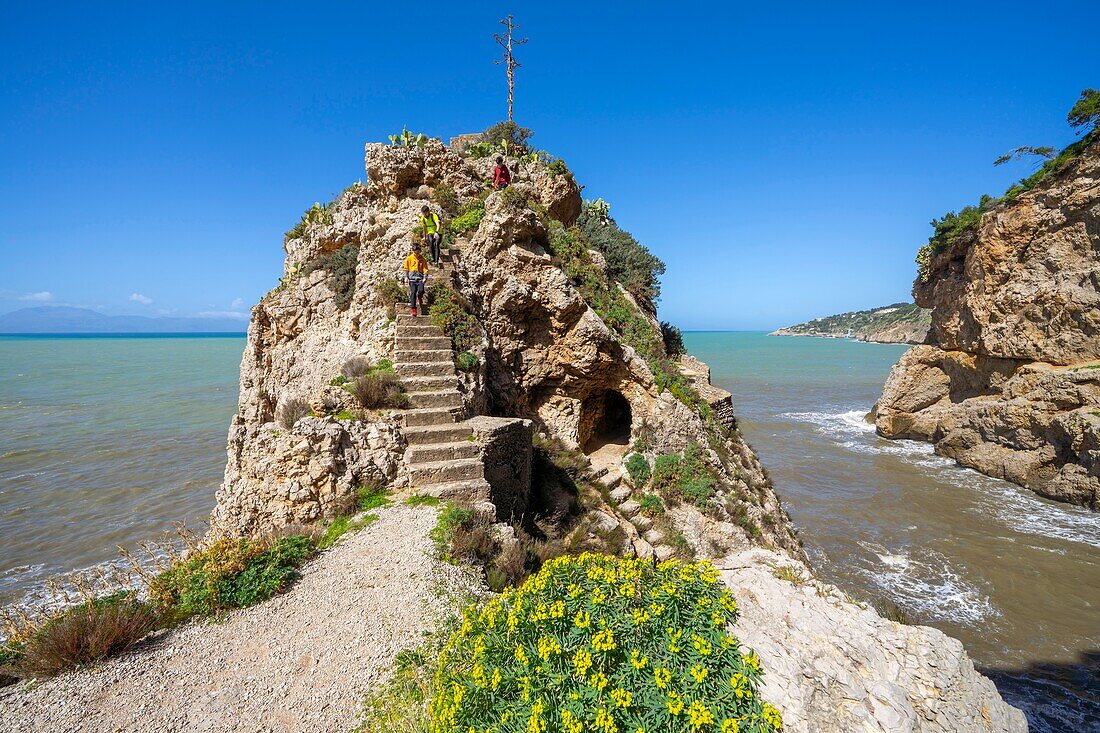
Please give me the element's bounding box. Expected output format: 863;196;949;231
581;390;632;456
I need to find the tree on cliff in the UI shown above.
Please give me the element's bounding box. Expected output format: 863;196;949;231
1068;88;1100;132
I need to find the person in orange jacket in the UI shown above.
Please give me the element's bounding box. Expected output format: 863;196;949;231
403;241;430;315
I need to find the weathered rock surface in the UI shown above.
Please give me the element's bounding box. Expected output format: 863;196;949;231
876;138;1100;509
719;549;1028;733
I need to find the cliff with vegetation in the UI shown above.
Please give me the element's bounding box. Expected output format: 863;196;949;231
1;124;1026;732
772;302;931;344
875;109;1100;510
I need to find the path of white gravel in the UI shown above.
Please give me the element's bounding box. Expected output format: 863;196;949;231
0;503;477;733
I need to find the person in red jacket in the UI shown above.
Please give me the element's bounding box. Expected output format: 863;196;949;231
492;156;511;190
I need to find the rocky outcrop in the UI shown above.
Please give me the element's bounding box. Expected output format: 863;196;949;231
876;137;1100;509
719;549;1027;733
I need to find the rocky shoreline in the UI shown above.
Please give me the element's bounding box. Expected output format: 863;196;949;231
874;136;1100;510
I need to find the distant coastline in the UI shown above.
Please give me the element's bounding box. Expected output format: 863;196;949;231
0;332;246;338
0;306;248;334
770;302;930;345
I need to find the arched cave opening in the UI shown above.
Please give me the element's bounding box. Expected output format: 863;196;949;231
580;390;632;454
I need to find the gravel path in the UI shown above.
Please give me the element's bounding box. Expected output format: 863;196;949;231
0;503;478;733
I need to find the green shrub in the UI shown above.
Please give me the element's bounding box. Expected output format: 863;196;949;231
376;277;407;310
449;198;486;235
1068;88;1100;131
639;492;664;517
429;553;781;733
149;535;313;622
455;351;480;373
300;243;358;310
577;199;666;304
4;592;161;679
624;453;651;488
477;121;533;155
500;185;530;209
427;282;479;351
316;513;380;551
432;183;458;213
548;158;570;177
650;453;681;493
661;322;686;357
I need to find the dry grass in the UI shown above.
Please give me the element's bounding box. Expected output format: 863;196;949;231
349;372;409;409
10;593;161;677
276;397;312;429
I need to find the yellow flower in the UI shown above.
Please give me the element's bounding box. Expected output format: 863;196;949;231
666;692;685;715
762;702;783;730
574;609;592;629
611;687;633;708
697;596;713;609
744;652;761;673
692;634;713;656
592;587;607;605
592;628;616;652
561;709;583;733
594;707;618;733
719;590;738;614
490;667;502;691
667;627;684;653
629;649;648;669
572;648;593;677
689;664;708;683
589;671;610;691
526;698;547;733
687;699;715;729
619;582;636;597
536;635;561;661
515;645;529;666
721;720;740;733
648;602;665;617
472;663;487;688
654;667;672;690
549;600;565;618
631;608;650;626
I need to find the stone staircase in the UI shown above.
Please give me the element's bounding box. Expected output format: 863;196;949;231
601;475;676;561
394;247;490;503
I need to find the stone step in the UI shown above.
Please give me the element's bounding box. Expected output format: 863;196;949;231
400;375;456;392
410;457;484;485
632;515;652;532
397;336;452;350
395;349;453;364
403;423;475;445
408;390;463;409
407;440;480;464
403;407;462;427
398;325;442;337
396;313;434;324
654;545;675;561
411;478;490;504
395;361;455;377
610;486;632;503
619;499;641;517
643;529;664;545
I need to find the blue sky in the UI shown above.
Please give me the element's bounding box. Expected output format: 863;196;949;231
1;2;1096;329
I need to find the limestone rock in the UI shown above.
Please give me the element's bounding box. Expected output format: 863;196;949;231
719;549;1027;733
877;137;1100;509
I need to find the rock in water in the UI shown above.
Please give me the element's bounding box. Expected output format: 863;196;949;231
876;135;1100;510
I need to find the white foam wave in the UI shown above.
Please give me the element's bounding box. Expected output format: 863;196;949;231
855;542;999;624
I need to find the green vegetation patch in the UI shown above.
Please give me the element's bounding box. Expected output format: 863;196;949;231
455;350;480;373
624;453;651;488
428;553;782;732
300;243;359;310
649;442;720;507
427;281;480;352
577;199;666;304
449;197;486;236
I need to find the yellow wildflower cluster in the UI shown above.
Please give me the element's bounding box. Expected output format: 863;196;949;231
429;553;782;732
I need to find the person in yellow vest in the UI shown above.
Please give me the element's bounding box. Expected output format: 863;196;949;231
420;205;443;265
403;241;430;315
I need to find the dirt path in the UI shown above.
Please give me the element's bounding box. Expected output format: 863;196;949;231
0;504;477;733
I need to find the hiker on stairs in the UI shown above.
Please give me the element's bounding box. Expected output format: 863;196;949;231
419;205;443;265
403;241;430;316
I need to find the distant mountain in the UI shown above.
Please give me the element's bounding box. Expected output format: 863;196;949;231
0;306;248;334
770;302;931;345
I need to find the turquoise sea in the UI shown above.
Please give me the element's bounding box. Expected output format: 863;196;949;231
0;335;243;608
0;331;1096;728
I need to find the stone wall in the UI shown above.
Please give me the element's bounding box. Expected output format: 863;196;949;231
467;416;533;523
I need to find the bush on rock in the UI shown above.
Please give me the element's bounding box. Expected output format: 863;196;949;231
429;553;782;733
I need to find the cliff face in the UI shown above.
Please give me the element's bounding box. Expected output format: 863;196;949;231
210;138;802;559
875;137;1100;509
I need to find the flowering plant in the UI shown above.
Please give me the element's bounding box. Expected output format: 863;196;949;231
430;553;782;732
